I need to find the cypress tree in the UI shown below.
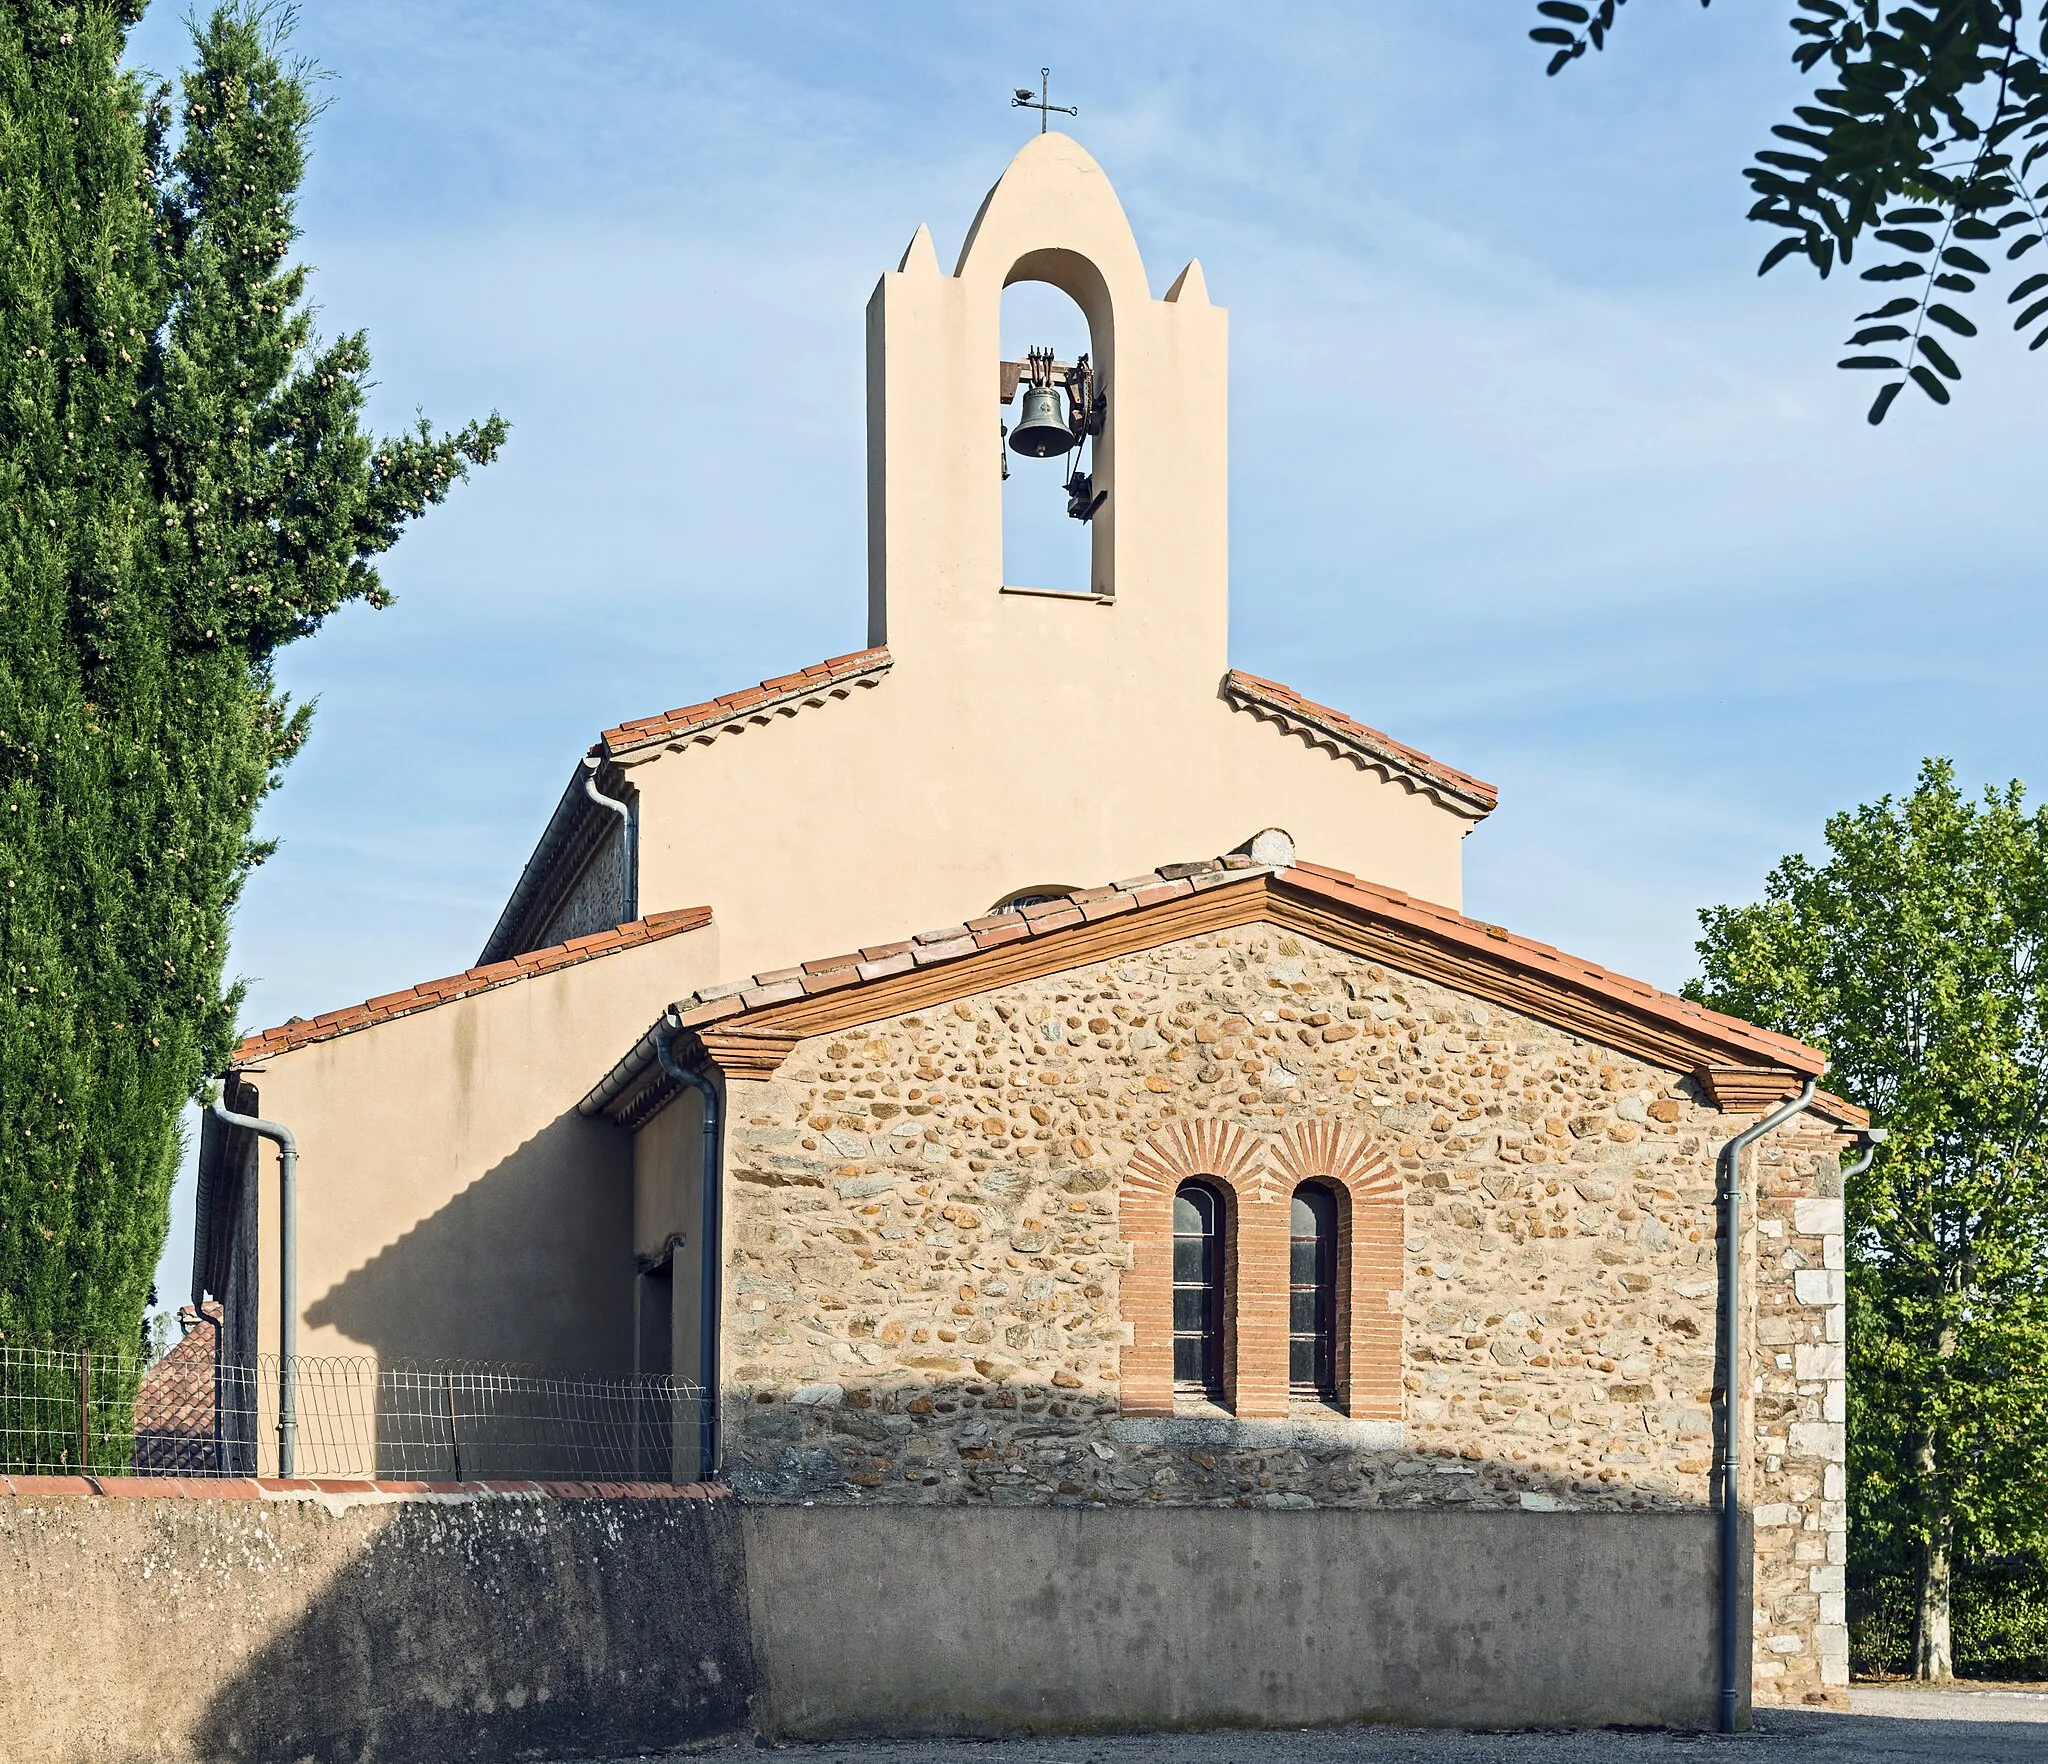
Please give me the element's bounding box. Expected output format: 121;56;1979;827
0;2;504;1350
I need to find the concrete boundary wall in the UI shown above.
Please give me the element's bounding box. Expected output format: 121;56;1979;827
743;1505;1732;1739
2;1488;1738;1761
0;1483;752;1764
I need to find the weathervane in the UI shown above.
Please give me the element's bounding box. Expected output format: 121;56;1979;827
1012;68;1076;134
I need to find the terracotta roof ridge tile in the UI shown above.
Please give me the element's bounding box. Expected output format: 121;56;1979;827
579;855;1842;1125
233;906;713;1065
1222;670;1498;815
1273;864;1823;1069
657;861;1279;1036
601;646;892;756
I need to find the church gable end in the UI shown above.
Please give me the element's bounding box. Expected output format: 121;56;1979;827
712;920;1828;1530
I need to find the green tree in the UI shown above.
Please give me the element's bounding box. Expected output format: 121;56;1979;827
1688;760;2048;1680
1531;2;2048;421
0;2;503;1352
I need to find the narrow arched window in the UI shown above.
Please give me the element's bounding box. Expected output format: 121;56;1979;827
1290;1183;1339;1402
1172;1180;1224;1399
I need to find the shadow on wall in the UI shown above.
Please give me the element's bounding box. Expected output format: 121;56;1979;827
181;1497;754;1764
305;1112;633;1372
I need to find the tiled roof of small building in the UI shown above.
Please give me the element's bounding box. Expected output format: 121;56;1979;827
234;906;713;1064
600;646;893;758
667;857;1278;1029
581;853;1863;1130
1222;671;1498;816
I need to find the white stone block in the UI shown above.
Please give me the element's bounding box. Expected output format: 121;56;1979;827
1826;1309;1844;1343
1823;1383;1846;1423
1794;1269;1844;1307
1810;1565;1845;1593
1819;1592;1845;1625
1752;1503;1794;1529
1788;1421;1844;1461
1796;1344;1845;1380
1824;1464;1845;1501
1794;1197;1844;1236
1823;1234;1845;1271
1765;1633;1805;1655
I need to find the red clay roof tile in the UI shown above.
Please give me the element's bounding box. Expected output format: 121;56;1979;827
601;854;1864;1131
1223;670;1498;815
233;906;713;1064
600;647;892;756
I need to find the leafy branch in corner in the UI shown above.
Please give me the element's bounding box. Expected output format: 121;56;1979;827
1530;2;2048;422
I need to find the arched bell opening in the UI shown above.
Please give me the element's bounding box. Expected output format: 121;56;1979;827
999;278;1106;598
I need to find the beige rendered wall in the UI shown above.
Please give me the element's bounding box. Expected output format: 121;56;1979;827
233;925;721;1388
633;1085;708;1393
621;134;1477;983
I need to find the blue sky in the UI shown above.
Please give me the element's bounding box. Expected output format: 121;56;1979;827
130;3;2047;1309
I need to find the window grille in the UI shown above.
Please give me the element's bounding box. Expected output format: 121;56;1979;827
1172;1180;1224;1398
1290;1183;1339;1401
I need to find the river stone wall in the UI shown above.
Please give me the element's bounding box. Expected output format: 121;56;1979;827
712;921;1852;1707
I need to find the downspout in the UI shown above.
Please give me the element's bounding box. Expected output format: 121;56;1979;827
582;754;637;926
1840;1127;1887;1186
655;1020;721;1482
1715;1077;1817;1735
207;1091;299;1479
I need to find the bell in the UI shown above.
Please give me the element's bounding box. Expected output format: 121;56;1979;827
1009;383;1076;458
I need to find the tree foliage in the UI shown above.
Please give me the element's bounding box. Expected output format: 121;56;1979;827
1687;760;2048;1675
1531;2;2048;422
0;2;503;1349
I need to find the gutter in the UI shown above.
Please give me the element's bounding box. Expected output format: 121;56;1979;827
207;1092;300;1480
655;1019;722;1483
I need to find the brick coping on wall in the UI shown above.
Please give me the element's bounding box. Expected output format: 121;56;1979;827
0;1476;729;1502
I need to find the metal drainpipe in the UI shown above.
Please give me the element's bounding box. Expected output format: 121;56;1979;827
1716;1077;1818;1735
208;1092;299;1479
655;1022;722;1482
582;754;636;926
1839;1127;1887;1187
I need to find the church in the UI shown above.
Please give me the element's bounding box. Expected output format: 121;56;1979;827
197;133;1865;1719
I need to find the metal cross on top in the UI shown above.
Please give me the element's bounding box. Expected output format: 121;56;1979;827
1012;68;1077;134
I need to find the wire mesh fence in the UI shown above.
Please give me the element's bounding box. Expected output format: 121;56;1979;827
0;1340;706;1483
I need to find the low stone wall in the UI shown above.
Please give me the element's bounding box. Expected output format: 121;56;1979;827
0;1479;751;1764
742;1504;1731;1737
2;1483;1743;1758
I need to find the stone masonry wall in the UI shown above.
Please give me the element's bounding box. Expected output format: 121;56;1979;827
1747;1121;1851;1705
712;922;1852;1704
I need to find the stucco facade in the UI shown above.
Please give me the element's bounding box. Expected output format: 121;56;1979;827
477;133;1492;984
210;913;720;1381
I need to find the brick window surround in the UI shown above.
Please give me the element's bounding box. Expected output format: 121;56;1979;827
1123;1118;1402;1421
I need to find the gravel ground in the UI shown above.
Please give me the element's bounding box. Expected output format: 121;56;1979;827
562;1684;2048;1764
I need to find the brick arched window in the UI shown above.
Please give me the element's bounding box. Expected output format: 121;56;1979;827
1123;1121;1267;1417
1173;1180;1226;1399
1273;1122;1403;1422
1289;1182;1339;1402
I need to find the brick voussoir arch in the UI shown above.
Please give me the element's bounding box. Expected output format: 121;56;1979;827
1122;1120;1269;1417
1273;1122;1404;1421
1121;1118;1404;1423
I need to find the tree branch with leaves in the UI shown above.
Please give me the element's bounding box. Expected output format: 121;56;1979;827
1532;1;2048;421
